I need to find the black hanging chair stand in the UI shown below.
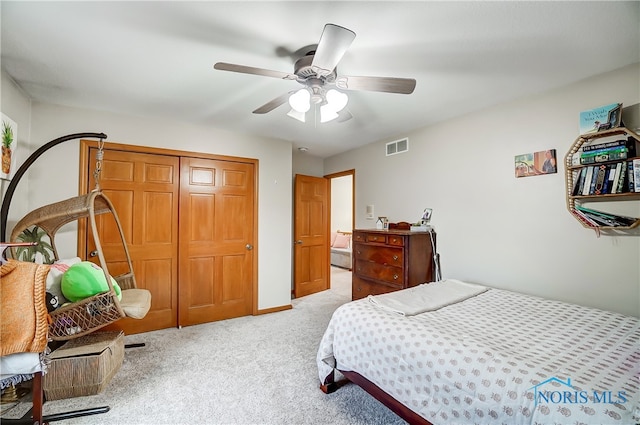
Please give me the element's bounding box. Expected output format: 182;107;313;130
0;132;142;425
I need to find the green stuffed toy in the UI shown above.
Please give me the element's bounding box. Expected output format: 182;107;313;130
61;261;122;302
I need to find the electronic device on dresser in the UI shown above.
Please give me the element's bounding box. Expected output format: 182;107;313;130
352;229;436;300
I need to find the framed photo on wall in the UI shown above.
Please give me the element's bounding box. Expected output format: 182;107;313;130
515;149;556;178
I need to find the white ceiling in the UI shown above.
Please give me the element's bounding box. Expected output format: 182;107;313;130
2;1;639;158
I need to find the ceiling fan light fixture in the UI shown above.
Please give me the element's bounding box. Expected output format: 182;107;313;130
287;108;306;122
289;89;311;113
320;89;348;122
325;89;348;112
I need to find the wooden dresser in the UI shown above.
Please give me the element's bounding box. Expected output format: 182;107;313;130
352;229;436;300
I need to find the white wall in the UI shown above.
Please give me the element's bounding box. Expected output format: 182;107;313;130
3;97;293;311
325;63;640;317
0;71;33;229
292;150;324;177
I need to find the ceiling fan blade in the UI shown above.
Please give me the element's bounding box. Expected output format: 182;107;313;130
335;75;416;94
252;91;295;114
311;24;356;77
214;62;297;80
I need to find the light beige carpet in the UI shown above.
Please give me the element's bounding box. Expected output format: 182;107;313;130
2;267;406;424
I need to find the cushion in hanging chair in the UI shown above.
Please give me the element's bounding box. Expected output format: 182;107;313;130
61;262;122;303
120;289;151;319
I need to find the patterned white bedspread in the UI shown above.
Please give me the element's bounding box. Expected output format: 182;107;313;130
317;286;640;425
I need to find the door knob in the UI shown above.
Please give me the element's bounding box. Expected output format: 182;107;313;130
89;250;98;257
246;244;253;250
295;240;303;245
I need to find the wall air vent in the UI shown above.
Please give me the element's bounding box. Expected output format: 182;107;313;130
386;138;409;156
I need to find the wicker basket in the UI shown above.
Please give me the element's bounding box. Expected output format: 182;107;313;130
48;291;125;341
43;331;124;400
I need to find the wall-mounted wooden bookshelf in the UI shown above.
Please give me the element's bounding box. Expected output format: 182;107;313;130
564;127;640;232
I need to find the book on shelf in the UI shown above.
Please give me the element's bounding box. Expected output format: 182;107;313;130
602;164;614;194
572;209;599;228
581;166;592;196
575;205;637;227
610;162;622;194
582;138;627;152
593;164;607;195
591;165;600;195
572;167;587;196
634;158;640;192
579;146;629;164
629;161;637;192
582;137;636;154
579;103;622;135
615;161;627;193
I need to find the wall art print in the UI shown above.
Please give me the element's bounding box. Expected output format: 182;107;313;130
515;149;557;178
1;113;18;180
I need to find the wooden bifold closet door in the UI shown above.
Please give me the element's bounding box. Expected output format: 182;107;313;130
178;157;255;326
83;143;256;334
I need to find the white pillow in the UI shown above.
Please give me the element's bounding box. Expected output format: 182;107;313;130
46;257;81;305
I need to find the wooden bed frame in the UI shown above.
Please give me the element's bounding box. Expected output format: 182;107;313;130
320;368;432;425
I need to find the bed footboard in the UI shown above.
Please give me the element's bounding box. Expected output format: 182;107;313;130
318;369;349;394
334;369;433;425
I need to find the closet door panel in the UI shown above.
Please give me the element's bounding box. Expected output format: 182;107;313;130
179;157;255;326
88;148;179;334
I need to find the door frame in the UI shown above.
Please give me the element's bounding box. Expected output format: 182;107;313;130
78;140;260;316
291;169;355;298
324;169;356;234
324;169;355;287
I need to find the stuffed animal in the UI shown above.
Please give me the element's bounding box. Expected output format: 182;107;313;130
61;261;122;302
45;292;59;312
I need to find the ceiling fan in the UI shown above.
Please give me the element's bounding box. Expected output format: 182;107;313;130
213;23;416;123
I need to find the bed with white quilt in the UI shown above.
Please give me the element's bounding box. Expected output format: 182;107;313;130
317;279;640;425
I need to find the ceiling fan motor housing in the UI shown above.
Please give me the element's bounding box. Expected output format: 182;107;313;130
294;55;336;83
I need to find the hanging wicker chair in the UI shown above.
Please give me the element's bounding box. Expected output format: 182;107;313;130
9;190;151;341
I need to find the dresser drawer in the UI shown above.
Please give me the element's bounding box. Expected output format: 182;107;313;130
354;260;404;286
387;235;405;246
353;232;387;244
354;244;403;266
352;276;401;300
365;233;386;244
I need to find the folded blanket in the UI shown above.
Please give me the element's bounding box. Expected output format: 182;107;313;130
1;260;51;356
367;279;487;316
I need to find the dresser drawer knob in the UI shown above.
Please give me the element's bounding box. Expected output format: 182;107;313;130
393;274;399;280
393;255;398;261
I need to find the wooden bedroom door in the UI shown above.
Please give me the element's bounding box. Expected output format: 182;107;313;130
178;157;256;326
293;174;329;298
86;147;180;334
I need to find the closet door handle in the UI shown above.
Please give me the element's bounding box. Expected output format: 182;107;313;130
246;244;253;251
